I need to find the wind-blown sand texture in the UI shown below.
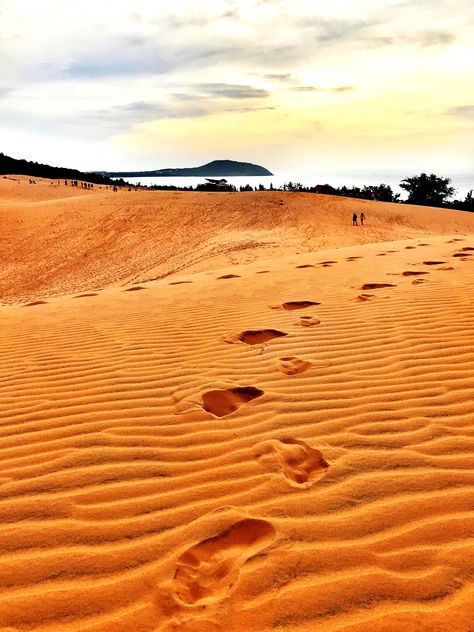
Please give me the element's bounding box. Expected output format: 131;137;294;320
1;176;474;631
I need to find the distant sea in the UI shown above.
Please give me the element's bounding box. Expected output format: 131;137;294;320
121;169;473;200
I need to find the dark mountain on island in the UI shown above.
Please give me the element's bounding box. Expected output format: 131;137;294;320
102;160;273;178
0;152;124;186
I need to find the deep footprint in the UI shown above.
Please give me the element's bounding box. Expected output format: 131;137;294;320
171;517;275;606
74;293;98;298
169;281;193;285
356;293;374;301
202;386;263;417
23;300;48;306
423;261;445;266
296;264;315;268
225;329;288;345
218;274;241;279
254;437;329;487
278;357;312;375
125;286;146;291
361;283;395;290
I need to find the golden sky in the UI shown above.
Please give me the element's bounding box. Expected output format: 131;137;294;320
0;0;473;173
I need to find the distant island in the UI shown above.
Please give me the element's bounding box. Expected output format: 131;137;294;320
102;159;273;178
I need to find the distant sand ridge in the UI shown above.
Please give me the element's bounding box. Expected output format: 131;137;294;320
1;176;474;630
1;176;473;302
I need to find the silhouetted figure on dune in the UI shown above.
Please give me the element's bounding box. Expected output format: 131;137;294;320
352;213;358;226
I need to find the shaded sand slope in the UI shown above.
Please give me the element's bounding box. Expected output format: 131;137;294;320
2;176;474;301
1;234;474;631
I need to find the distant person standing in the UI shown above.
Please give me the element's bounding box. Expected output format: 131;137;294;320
360;212;365;226
352;213;358;226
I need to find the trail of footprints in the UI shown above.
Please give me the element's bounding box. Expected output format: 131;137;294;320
168;296;328;612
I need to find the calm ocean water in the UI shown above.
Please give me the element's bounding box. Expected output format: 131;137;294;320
122;169;473;200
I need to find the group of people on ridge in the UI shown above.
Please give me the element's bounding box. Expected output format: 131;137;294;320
352;212;365;226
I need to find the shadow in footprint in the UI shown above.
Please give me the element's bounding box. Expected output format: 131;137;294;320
169;281;193;285
402;271;429;277
171;518;275;606
462;247;474;251
298;315;320;327
405;246;416;249
361;283;395;290
453;253;472;258
74;293;98;298
225;329;288;345
296;264;315;269
23;300;47;306
278;357;312;375
356;293;374;302
256;271;269;274
125;286;146;291
273;301;320;311
202;387;263;417
346;256;362;261
423;261;445;266
253;437;329;488
218;274;241;279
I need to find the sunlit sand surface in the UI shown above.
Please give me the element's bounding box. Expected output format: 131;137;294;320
1;176;474;631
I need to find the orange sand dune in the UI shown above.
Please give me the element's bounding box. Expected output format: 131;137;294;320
1;175;474;301
1;177;474;631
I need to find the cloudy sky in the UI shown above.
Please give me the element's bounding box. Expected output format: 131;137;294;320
1;0;473;172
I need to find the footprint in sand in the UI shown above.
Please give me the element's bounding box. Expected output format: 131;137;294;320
356;293;374;302
170;518;275;606
201;386;263;417
461;247;474;251
23;300;48;306
296;264;315;269
74;293;98;298
217;274;241;279
405;245;416;249
297;315;320;327
423;261;446;266
169;281;193;285
253;437;329;488
278;357;312;375
272;300;320;311
224;329;288;345
438;266;455;270
124;285;146;291
256;270;269;274
346;256;362;261
453;253;472;258
361;283;395;290
412;279;427;285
